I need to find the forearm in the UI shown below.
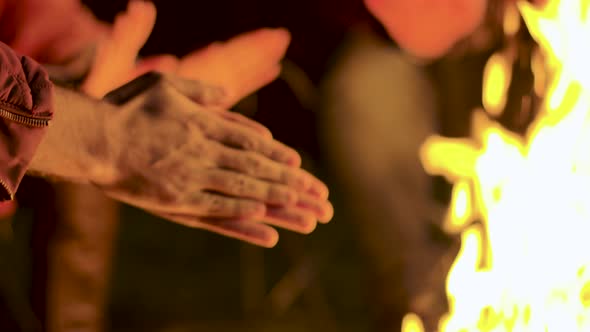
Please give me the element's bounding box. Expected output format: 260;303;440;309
29;86;116;184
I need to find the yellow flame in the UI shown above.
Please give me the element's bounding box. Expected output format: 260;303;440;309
504;3;522;37
402;313;426;332
483;53;513;117
403;0;590;331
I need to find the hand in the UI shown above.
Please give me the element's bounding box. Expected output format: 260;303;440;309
364;0;487;59
96;72;331;247
174;28;290;108
82;0;290;108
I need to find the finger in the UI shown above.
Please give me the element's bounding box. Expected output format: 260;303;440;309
215;110;273;138
189;192;269;218
101;185;266;219
167;75;227;106
228;63;282;107
263;206;317;234
215;145;329;199
296;193;334;223
111;0;156;57
83;0;157;97
176;28;291;107
203;117;301;166
215;147;312;190
223;28;291;69
306;175;330;200
155;213;279;248
215;144;329;198
202;169;297;206
127;54;180;81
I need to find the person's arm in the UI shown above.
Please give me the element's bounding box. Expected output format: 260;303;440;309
27;84;115;183
30;72;331;247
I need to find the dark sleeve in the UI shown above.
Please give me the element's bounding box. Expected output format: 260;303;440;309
0;41;53;200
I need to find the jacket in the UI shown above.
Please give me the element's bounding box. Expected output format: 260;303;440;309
0;41;53;200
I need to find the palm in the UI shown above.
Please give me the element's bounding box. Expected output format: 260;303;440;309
82;0;290;107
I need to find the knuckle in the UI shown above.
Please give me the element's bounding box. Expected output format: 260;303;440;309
291;211;317;234
207;171;229;188
205;195;226;214
235;176;251;195
245;153;264;173
240;135;258;151
236;201;261;216
269;185;296;204
191;140;211;158
190;192;207;210
282;169;307;189
193;113;213;133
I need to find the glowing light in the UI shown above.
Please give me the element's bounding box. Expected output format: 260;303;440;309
402;313;425;332
482;53;512;117
403;0;590;331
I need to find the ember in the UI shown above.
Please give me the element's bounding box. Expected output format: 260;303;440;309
403;0;590;331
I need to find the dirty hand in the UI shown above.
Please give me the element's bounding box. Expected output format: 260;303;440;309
94;73;332;247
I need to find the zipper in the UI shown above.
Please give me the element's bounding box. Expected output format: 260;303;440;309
0;107;50;127
0;104;50;200
0;177;14;200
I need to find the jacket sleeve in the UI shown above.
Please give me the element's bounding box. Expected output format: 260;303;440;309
0;41;53;200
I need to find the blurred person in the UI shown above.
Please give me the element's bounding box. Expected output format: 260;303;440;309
319;27;440;330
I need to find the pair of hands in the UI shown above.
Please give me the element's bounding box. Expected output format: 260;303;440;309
94;72;332;248
14;0;331;247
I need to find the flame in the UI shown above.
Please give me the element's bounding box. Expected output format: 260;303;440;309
402;0;590;331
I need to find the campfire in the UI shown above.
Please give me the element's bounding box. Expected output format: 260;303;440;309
402;0;590;331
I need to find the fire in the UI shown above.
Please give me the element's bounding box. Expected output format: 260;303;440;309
402;0;590;331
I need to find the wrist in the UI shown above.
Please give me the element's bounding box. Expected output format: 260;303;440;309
30;86;121;184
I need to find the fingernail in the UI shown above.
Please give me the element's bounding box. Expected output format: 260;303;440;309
309;181;329;200
287;154;302;167
272;188;298;206
263;232;279;248
319;202;334;223
301;219;318;234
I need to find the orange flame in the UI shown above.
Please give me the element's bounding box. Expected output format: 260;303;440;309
403;0;590;331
